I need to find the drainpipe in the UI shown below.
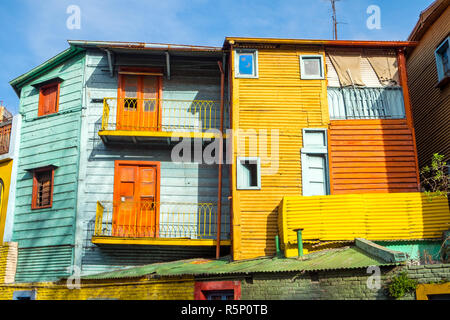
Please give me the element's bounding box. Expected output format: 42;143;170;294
293;228;304;257
103;49;114;78
216;60;225;259
227;46;234;259
165;52;171;80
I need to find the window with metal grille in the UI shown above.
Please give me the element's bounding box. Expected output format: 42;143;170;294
32;167;54;209
205;290;234;300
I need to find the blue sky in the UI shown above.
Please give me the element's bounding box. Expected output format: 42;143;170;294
0;0;433;114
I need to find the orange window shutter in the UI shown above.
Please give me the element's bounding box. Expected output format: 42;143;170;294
33;169;53;208
39;84;58;116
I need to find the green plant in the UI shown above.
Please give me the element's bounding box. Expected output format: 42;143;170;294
387;272;417;299
420;153;449;199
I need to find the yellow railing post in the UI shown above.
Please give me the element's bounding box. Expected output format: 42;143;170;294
102;99;110;130
95;201;105;236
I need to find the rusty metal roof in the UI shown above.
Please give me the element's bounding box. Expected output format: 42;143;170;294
67;40;222;52
80;246;401;280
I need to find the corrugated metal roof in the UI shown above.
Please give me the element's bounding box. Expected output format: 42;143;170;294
80;246;401;280
67;40;222;52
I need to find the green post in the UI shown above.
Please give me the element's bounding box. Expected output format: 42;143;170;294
293;228;304;257
275;235;281;257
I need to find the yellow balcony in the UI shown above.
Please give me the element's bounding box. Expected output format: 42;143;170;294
99;98;225;144
93;201;230;246
278;192;450;257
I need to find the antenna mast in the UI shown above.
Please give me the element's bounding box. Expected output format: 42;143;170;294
329;0;339;40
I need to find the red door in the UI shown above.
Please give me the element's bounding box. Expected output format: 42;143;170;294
112;162;160;237
117;69;162;131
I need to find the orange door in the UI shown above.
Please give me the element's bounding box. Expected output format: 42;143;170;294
113;162;159;237
117;75;139;130
117;71;161;131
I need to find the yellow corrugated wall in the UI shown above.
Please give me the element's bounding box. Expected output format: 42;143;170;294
0;159;13;241
0;277;195;300
279;192;450;257
231;47;329;260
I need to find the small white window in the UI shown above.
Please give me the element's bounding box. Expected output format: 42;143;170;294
301;129;329;196
435;37;450;82
237;157;261;190
300;55;325;80
235;50;258;78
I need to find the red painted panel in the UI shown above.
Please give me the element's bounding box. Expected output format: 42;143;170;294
194;281;241;300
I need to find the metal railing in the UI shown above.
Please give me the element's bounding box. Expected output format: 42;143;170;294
94;201;228;240
0;122;11;155
101;98;224;132
327;87;406;120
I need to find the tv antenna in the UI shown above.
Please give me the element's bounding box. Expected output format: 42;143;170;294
329;0;340;40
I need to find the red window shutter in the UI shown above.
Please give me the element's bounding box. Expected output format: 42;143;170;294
39;83;59;116
32;168;54;209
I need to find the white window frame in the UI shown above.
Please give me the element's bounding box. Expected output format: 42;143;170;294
301;128;329;196
435;37;450;82
236;156;261;190
234;49;259;79
299;54;325;80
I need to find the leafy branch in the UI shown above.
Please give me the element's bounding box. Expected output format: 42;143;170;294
420;153;449;198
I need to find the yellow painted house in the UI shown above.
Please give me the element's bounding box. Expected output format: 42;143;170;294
224;37;450;260
0;106;20;243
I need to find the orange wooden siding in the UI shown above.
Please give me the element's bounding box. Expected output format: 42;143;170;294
329;119;420;194
407;5;450;167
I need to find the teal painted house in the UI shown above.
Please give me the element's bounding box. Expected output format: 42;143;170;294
9;47;86;282
8;41;231;281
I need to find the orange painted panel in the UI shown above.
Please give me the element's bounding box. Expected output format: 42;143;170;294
329;119;420;194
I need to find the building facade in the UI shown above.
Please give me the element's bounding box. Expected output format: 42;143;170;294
224;38;447;261
406;0;450;167
1;36;449;299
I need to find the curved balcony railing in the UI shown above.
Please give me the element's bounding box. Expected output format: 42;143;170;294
101;98;225;132
327;87;406;120
94;201;230;240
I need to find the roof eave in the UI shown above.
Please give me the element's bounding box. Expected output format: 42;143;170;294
224;37;418;49
67;40;222;53
9;46;84;97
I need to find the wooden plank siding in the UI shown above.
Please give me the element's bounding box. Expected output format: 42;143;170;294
12;53;86;282
328;119;420;194
74;50;230;275
406;5;450;167
231;47;329;260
